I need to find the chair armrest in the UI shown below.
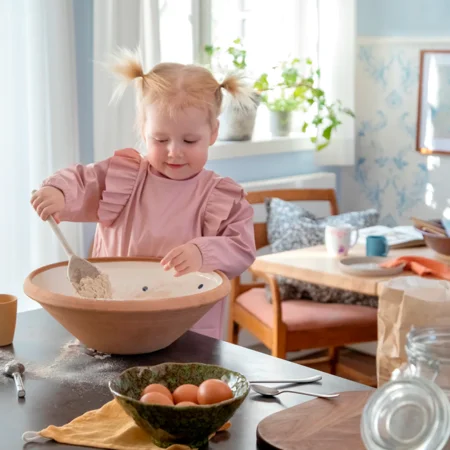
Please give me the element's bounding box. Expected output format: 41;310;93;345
249;268;283;329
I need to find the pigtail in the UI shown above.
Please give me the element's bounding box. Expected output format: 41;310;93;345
107;47;148;104
219;73;257;113
108;47;172;107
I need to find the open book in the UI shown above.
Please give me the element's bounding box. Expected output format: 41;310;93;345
357;225;425;249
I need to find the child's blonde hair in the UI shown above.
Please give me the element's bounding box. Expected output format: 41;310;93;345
109;48;255;132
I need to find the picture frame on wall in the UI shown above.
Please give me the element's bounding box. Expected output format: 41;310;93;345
417;49;450;155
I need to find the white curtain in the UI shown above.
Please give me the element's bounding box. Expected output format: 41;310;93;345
93;0;161;162
315;0;356;166
0;0;82;312
293;0;356;166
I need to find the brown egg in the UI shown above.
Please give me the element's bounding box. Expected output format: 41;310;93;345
142;383;173;401
140;392;174;406
175;401;198;407
197;379;233;405
173;384;199;404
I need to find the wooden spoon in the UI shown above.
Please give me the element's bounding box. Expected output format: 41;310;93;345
32;191;108;296
410;217;448;237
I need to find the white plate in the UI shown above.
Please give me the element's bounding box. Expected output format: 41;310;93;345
339;256;406;277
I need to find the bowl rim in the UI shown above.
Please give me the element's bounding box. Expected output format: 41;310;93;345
108;362;250;409
23;257;230;312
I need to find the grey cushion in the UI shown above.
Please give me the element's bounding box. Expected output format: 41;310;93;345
266;198;316;244
265;198;379;307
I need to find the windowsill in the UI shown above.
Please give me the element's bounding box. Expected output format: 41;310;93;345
208;133;313;161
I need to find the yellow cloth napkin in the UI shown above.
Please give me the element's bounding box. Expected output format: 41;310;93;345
22;399;231;450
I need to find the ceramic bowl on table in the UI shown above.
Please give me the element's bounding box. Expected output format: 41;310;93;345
23;258;229;354
109;362;249;448
416;224;450;259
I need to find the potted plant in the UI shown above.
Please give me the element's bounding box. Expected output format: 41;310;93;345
254;58;355;149
204;38;260;141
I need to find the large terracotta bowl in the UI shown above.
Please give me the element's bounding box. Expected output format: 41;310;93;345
23;258;230;354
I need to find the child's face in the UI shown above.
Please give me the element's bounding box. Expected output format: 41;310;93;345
144;104;218;180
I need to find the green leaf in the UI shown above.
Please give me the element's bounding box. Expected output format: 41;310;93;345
307;98;315;105
233;37;242;45
312;88;324;98
322;125;333;140
343;107;355;118
282;67;299;87
302;122;308;133
312;116;323;126
294;85;307;98
306;58;313;65
316;69;321;77
269;97;300;112
317;142;329;151
204;45;214;56
253;73;269;92
311;136;317;143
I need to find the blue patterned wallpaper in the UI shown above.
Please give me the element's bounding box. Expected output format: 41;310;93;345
341;40;450;226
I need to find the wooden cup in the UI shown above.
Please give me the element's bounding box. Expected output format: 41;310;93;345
0;295;17;346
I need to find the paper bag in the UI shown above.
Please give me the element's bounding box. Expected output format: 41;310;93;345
377;276;450;387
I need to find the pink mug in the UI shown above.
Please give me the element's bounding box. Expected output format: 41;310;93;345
325;225;359;257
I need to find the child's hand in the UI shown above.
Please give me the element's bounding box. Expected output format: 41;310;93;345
31;187;65;222
161;244;202;277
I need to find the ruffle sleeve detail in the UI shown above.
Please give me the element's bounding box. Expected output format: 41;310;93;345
98;148;142;226
202;177;245;236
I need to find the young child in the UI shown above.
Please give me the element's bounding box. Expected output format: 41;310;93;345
31;50;256;340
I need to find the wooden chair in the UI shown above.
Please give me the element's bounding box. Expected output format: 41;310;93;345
228;188;378;382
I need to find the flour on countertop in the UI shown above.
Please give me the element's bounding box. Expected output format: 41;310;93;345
0;340;128;393
0;348;14;384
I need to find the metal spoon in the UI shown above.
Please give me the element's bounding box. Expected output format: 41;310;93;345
251;384;339;399
248;375;322;384
4;361;26;398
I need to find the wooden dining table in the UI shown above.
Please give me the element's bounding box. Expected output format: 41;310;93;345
251;244;440;296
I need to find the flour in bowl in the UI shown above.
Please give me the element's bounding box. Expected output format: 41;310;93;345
75;272;113;299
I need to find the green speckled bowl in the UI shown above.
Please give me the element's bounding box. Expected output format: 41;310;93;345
109;362;249;448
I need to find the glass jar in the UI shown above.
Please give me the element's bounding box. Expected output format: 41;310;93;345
406;326;450;398
361;366;450;449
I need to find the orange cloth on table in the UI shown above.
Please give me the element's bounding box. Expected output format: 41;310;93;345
24;399;230;450
381;256;450;281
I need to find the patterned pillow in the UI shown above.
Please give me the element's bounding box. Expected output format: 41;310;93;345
265;198;379;307
266;198;316;244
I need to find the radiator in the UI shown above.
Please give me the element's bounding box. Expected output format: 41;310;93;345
241;172;336;191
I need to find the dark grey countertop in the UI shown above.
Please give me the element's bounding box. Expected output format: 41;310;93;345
0;309;369;449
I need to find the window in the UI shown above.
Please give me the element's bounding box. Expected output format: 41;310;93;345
159;0;194;63
156;0;312;138
156;0;311;76
211;0;300;78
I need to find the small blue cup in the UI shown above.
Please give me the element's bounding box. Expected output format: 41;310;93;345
366;235;389;257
